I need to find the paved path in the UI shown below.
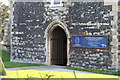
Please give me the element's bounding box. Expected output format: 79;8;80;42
6;65;96;74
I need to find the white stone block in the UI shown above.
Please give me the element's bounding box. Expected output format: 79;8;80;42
112;35;117;39
111;20;117;25
110;12;117;16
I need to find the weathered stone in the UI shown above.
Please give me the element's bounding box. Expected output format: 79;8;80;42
8;0;120;71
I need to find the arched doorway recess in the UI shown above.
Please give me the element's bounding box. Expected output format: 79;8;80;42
45;21;70;66
51;26;67;65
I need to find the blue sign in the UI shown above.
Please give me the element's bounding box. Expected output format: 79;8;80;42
83;36;107;48
73;36;82;47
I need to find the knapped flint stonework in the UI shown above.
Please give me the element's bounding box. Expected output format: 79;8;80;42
118;1;120;70
11;2;46;63
10;0;119;71
69;2;114;71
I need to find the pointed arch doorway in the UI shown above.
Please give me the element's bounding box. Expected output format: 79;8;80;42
45;21;70;66
51;27;67;66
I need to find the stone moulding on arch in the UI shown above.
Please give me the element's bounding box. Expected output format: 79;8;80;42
44;21;70;38
44;21;70;65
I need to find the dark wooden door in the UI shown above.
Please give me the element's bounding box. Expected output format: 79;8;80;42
51;27;67;66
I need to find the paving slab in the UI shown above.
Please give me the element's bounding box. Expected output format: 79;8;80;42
6;65;96;74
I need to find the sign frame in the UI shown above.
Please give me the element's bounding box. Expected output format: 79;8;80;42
72;35;108;49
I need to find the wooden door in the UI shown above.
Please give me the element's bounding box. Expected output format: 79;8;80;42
51;27;67;66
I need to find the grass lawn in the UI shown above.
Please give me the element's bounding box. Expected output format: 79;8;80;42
0;49;10;62
4;62;45;68
66;67;120;76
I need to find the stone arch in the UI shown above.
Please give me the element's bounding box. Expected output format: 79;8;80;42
44;21;70;65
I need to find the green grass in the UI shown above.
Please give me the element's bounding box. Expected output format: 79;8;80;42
66;67;120;76
0;49;10;62
4;62;45;68
0;49;45;68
